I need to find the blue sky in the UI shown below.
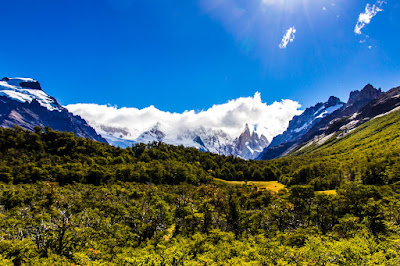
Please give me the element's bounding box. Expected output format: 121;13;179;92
1;0;399;112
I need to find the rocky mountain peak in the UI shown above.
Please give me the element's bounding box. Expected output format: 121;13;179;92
137;122;166;143
243;123;251;137
148;123;166;141
0;81;107;144
347;84;383;106
326;96;342;107
2;77;42;90
0;77;61;111
233;124;270;159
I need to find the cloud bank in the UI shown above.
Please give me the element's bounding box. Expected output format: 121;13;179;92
66;93;302;141
279;27;296;49
354;1;385;35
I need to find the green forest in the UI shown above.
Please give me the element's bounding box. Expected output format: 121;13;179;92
1;109;400;265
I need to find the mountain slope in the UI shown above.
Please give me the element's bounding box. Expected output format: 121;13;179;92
291;85;398;156
269;99;400;189
0;77;107;143
268;96;344;148
258;84;383;160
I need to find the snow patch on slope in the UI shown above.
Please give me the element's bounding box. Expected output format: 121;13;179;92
315;104;343;119
0;78;61;111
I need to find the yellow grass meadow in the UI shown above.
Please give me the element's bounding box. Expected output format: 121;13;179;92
315;190;337;196
214;178;286;193
215;178;338;195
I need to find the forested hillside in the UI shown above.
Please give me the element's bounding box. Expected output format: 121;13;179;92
1;112;400;264
274;107;400;190
0;126;277;186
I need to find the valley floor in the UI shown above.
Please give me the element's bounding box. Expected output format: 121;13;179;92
1;181;400;265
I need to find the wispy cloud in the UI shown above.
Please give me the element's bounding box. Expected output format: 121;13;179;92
66;93;302;141
279;26;296;49
354;1;385;35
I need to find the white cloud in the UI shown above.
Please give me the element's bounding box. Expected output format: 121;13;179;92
279;26;296;49
354;1;385;35
66;93;302;141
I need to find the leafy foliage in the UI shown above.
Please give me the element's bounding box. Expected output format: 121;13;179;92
1;108;400;264
0;126;280;186
0;181;399;265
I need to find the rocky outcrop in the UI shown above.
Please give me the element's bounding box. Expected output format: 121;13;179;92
354;86;400;121
19;81;42;90
347;84;382;107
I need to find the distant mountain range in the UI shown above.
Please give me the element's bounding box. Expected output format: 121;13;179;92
2;76;400;161
0;77;270;159
100;121;269;160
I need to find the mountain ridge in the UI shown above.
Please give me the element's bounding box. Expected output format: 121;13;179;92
0;77;107;143
258;84;385;160
2;77;396;161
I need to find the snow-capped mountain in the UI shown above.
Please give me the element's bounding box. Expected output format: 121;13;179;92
258;84;384;160
234;124;269;159
0;77;62;111
0;77;106;143
98;121;269;160
268;96;345;148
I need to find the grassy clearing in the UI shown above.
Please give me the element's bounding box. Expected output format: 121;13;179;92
315;190;337;196
215;179;337;195
214;178;285;193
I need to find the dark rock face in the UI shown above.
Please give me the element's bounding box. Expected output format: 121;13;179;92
347;84;382;107
193;136;208;152
19;81;42;90
0;96;107;143
258;84;384;160
327;96;343;106
1;77;42;90
355;86;400;121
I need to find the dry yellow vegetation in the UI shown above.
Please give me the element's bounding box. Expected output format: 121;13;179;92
215;178;337;195
214;178;285;193
315;190;337;195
